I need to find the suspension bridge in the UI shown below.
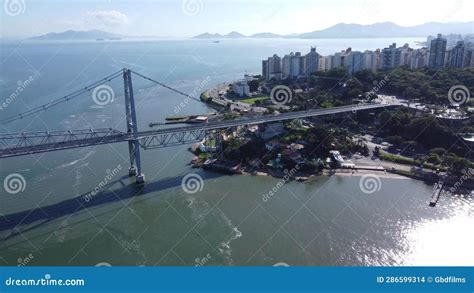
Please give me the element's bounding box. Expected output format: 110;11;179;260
0;69;393;184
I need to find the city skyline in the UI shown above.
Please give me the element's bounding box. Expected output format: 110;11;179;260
261;34;474;81
2;0;474;38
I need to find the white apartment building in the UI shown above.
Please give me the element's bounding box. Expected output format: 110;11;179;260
233;81;250;97
319;55;332;71
282;54;292;78
290;52;305;78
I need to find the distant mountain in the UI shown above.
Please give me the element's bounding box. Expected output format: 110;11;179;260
406;22;474;37
297;22;401;38
193;31;246;39
226;31;246;38
31;22;474;41
296;22;474;38
193;32;223;39
193;21;474;39
29;30;124;40
249;32;283;38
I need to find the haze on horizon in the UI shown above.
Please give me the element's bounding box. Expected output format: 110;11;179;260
1;0;474;38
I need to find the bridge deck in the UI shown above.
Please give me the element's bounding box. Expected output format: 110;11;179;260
0;103;392;158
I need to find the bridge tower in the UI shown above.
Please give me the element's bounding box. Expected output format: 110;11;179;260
123;69;145;184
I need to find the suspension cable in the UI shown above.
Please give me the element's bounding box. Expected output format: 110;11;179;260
129;70;202;103
1;69;124;125
2;68;206;125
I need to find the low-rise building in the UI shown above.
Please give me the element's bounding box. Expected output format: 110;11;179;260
232;81;250;97
282;149;306;164
265;139;281;151
259;122;285;140
329;150;344;166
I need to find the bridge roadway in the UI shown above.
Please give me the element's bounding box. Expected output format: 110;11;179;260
0;103;392;159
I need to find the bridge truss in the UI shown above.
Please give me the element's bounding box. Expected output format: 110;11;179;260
0;68;393;183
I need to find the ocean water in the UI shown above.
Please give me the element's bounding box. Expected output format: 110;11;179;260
0;38;473;266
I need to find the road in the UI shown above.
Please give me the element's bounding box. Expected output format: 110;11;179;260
0;103;393;159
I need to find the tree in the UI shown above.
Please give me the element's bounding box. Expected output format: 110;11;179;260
430;147;447;156
248;80;260;92
386;135;404;146
427;153;440;165
451;157;472;175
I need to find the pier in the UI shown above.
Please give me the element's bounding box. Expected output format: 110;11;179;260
429;180;444;207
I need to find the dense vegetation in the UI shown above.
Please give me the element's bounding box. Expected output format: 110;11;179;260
369;67;474;105
280;125;369;158
268;67;474;109
375;108;472;174
221;123;369;172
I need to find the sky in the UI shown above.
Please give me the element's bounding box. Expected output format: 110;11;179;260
1;0;473;38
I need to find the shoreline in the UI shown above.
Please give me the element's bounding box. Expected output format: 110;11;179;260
194;79;473;189
191;145;473;189
197;161;473;192
241;168;408;180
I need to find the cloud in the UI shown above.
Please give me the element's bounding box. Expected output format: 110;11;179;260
86;10;129;27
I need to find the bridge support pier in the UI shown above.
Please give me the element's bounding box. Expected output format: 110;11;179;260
128;166;137;176
130;138;145;184
136;173;145;184
123;69;145;184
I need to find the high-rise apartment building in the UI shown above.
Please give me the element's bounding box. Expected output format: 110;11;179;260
305;47;320;74
381;43;401;69
428;34;447;69
448;41;465;68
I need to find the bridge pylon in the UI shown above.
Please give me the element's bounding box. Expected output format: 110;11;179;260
123;69;145;184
